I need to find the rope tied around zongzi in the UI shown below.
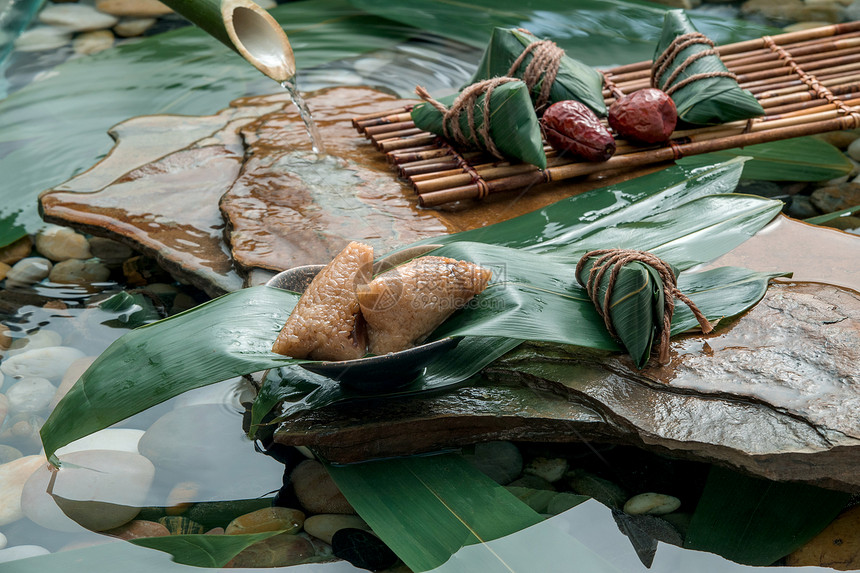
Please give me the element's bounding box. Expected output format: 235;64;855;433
575;249;714;365
507;39;564;110
650;32;738;96
415;78;519;160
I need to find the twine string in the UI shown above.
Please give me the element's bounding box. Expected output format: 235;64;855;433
651;32;739;96
507;39;565;110
575;249;714;364
415;78;519;160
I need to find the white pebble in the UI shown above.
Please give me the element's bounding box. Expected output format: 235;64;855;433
7;330;63;357
0;545;50;563
13;27;72;52
848;138;860;162
38;3;119;31
0;347;86;382
35;226;92;262
0;531;6;549
623;492;681;516
113;17;156;37
5;378;57;414
73;30;115;55
4;258;52;288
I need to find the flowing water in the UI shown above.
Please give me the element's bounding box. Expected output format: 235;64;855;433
281;78;326;154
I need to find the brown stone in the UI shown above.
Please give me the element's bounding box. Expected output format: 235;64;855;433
95;0;172;17
291;460;354;514
103;519;170;540
0;236;33;265
225;507;304;535
810;182;860;213
786;505;860;569
224;533;317;568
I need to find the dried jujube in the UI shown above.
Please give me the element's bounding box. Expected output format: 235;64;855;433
540;100;616;162
608;88;677;144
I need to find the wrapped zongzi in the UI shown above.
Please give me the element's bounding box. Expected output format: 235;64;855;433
412;78;547;168
469;27;606;116
652;10;763;125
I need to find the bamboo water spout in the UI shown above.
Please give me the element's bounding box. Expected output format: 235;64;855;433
159;0;295;82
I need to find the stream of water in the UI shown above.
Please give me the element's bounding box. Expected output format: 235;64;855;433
282;78;325;155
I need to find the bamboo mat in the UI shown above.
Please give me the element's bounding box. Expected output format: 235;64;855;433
352;21;860;207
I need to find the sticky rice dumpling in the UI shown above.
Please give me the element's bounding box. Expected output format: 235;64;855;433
356;256;492;355
272;241;373;361
652;10;763;125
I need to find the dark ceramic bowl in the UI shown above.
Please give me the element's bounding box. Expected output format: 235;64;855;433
266;245;460;393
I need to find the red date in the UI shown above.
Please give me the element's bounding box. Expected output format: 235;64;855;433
608;88;677;144
541;100;616;162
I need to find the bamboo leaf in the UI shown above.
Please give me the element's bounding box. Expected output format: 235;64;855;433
130;531;285;567
805;203;860;225
684;466;850;565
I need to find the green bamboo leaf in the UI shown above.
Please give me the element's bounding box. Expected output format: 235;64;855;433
411;80;547;168
681;137;854;181
326;454;546;572
654;10;764;125
684;466;850;565
130;530;285;568
805;203;860;225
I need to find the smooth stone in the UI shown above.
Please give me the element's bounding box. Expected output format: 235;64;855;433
0;262;9;281
0;394;7;425
547;492;589;515
847;137;860;161
72;30;115;56
225;507;305;535
461;441;522;485
567;471;628;509
5;377;56;413
0;346;87;381
623;493;682;516
38;3;119;31
37;450;155;531
523;457;568;483
7;330;63;356
504;486;556;513
48;258;111;284
113;17;156;37
87;236;133;264
332;528;398;572
226;532;317;568
823;216;860;231
811;182;860;213
0;325;12;350
4;257;52;288
0;414;45;451
50;356;96;409
0;545;50;563
54;428;144;456
95;0;172;16
0;456;47;526
103;519;170;540
0;445;23;464
785;195;820;219
0;531;5;549
13;26;72;51
786;504;860;569
0;237;32;267
816;130;860;150
35;226;92;262
20;462;83;533
291;460;355;515
165;481;198;515
303;514;370;545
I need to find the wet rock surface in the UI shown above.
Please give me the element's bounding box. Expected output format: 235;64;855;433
275;280;860;492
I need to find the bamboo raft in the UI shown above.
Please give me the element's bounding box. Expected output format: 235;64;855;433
352;21;860;207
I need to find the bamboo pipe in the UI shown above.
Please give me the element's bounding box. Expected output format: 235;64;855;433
159;0;294;82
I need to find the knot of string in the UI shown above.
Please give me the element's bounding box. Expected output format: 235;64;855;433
651;32;738;96
575;249;714;365
507;39;564;111
415;78;518;160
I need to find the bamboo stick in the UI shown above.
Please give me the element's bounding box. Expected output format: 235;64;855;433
364;120;415;138
378;135;437;152
351;107;411;130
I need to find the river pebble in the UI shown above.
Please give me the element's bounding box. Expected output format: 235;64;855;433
5;377;56;414
0;531;5;549
7;330;63;357
461;440;522;485
547;492;589;515
50;356;96;409
95;0;173;17
113;17;156;37
0;237;33;266
291;460;355;515
0;346;87;382
165;481;199;515
13;26;72;52
567;470;628;509
0;325;11;351
0;545;50;563
623;492;681;516
39;2;119;31
27;449;155;531
104;519;170;540
524;456;568;483
505;486;556;513
0;445;23;465
49;258;111;284
785;195;820;219
226;532;317;568
811;182;860;213
73;30;116;55
0;394;7;425
4;257;52;288
303;514;370;545
332;528;398;572
0;414;44;451
0;262;10;281
35;226;92;262
0;455;46;526
226;507;305;535
508;474;555;490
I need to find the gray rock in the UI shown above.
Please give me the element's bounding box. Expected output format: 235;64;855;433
5;377;56;413
523;456;568;483
291;460;354;515
785;195;820;219
35;226;92;262
13;27;72;52
4;257;52;288
461;440;522;485
811;182;860;213
0;346;86;382
87;236;133;265
38;2;119;31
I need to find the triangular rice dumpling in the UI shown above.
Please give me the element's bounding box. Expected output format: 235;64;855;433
272;241;373;361
411;79;547;169
356;256;492;355
469;27;606;116
652;10;763;125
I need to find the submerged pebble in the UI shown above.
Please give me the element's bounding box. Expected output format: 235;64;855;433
5;377;56;413
303;514;371;545
461;440;522;485
0;545;50;563
623;492;681;516
158;516;205;535
524;457;568;483
7;330;63;356
39;2;119;30
225;507;305;535
49;258;111;284
55;428;144;456
13;27;72;52
332;528;398;572
95;0;173;17
73;30;115;55
0;237;33;267
291;460;354;515
0;262;10;281
226;532;317;568
0;346;87;382
4;258;52;288
0;445;23;465
0;531;5;549
35;226;92;262
0;455;46;526
113;17;157;37
104;519;170;540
